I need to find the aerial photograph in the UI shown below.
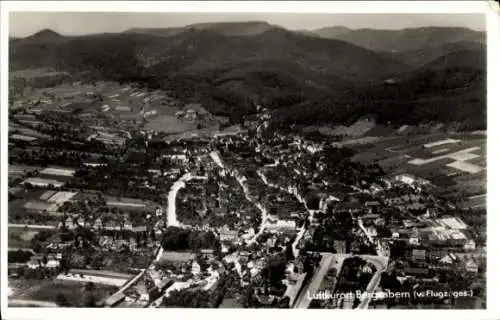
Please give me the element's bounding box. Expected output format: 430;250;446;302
5;8;487;311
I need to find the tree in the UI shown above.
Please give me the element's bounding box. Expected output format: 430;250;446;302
83;293;97;307
285;243;294;261
85;281;95;291
262;254;288;291
56;293;71;307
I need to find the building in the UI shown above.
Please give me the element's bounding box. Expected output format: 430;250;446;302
333;240;346;254
394;174;416;185
46;259;60;268
370;184;384;194
22;177;64;188
65;217;76;229
465;259;479;274
191;261;201;276
123;219;133;231
334;202;364;214
404;267;429;277
76;216;85;227
464;239;476;251
265;220;297;233
365;201;381;214
412;249;426;261
93;218;103;229
439;253;457;265
155;207;163;217
366;226;378;238
218;226;239;242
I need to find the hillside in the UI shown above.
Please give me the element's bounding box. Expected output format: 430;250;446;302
9;24;485;129
125;21;278;37
311;26;352;39
140;28;411;116
315;27;485;53
271;49;485;130
9;31;175;76
22;29;64;43
383;41;485;67
418;48;485;71
147;28;410;82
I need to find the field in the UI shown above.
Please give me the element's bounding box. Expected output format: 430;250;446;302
22;177;64;188
9;126;52;139
349;133;486;204
39;167;76;177
145;114;198;134
8;165;44;178
163;124;224;142
56;274;128;287
10;68;69;79
105;196;158;211
8;188;76;222
8;278;117;307
8;228;38;248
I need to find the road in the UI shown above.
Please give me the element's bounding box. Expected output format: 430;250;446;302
293;253;335;309
103;269;147;307
167;172;193;227
292;253;388;309
357;218;386;257
107;170;196;307
210;150;268;245
355;255;388;309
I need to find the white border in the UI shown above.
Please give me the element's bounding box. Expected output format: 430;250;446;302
0;1;492;13
1;1;499;320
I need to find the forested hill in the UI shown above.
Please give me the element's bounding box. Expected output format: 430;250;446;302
10;23;486;130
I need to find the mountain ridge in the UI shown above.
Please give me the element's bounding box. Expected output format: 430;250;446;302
124;21;280;37
9;23;485;130
315;26;485;52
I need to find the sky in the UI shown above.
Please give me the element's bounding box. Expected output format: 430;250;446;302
9;12;485;37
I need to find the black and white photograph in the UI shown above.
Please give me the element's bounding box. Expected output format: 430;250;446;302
1;1;499;318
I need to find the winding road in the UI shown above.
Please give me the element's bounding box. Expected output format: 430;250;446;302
209;151;268;245
167;172;193;227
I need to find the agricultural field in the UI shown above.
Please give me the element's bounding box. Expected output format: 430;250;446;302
8;228;39;248
39;167;75;177
10;68;69;79
105;196;158;211
9;126;52;139
350;133;487;200
461;194;487;209
145;114;198;134
162;124;225;142
8;188;77;223
8;165;44;178
8;278;117;307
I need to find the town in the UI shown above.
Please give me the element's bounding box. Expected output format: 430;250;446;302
7;72;486;309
